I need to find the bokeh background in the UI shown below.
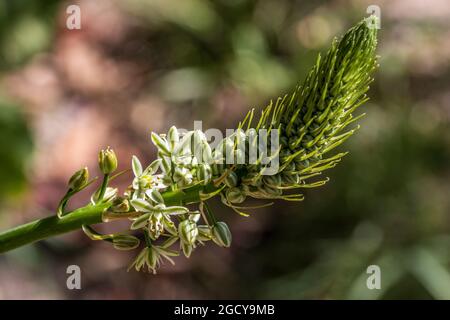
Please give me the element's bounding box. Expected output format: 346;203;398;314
0;0;450;299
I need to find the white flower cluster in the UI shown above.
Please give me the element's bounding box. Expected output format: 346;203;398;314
122;127;232;272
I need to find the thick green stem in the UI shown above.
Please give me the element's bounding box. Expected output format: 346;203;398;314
0;203;110;253
0;183;218;254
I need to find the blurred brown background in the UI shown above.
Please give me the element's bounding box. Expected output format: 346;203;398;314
0;0;450;299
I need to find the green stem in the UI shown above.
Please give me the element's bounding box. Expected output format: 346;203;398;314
203;202;218;225
0;203;110;253
97;174;110;201
0;183;219;254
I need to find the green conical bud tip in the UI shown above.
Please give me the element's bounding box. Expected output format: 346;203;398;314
98;147;118;175
281;15;378;134
230;16;379;204
212;221;232;248
68;167;89;191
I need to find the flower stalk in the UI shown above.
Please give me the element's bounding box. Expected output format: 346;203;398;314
0;16;378;272
0;182;218;253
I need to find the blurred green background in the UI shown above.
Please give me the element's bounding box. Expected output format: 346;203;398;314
0;0;449;299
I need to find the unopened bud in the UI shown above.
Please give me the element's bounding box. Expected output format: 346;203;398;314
112;234;140;250
178;219;198;245
196;163;212;185
226;187;246;204
212;221;232;247
168;126;179;150
98;147;118;174
68;167;89;191
197;225;212;241
225;171;238;188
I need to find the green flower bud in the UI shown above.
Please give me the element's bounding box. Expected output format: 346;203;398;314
212;221;232;247
197;225;212;241
178;219;198;245
282;173;299;185
202;140;212;163
168;126;180;150
258;184;282;197
68;167;89;191
196;163;212;185
263;174;282;187
225;171;238;188
112;234;140;250
98;147;118;174
226;187;246;204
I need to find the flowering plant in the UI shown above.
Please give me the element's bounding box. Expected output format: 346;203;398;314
0;16;378;273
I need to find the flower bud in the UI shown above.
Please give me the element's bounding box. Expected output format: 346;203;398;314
263;174;282;187
112;234;140;250
197;225;212;241
98;147;118;174
226;187;246;204
68;167;89;191
282;173;299;185
258;184;282;197
202;140;212;163
168;126;180;150
196;163;212;185
225;171;238;188
178;219;198;245
212;221;232;247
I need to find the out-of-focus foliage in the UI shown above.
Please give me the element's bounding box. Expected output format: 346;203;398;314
0;103;32;201
0;0;58;68
0;0;53;204
0;0;450;299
